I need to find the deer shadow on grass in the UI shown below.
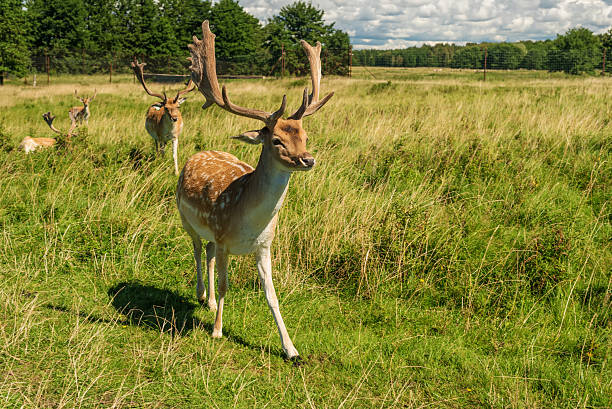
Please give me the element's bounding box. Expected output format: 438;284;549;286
108;282;203;335
107;282;285;358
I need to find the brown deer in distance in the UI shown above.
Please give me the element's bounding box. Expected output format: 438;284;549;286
69;90;96;125
19;112;77;153
176;21;333;360
130;60;195;175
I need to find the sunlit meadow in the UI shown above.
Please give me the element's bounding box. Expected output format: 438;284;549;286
0;67;610;407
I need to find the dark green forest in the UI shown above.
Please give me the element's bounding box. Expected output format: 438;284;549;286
0;0;351;80
353;27;612;75
1;0;611;82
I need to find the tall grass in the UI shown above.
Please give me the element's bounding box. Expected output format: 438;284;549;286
0;68;609;407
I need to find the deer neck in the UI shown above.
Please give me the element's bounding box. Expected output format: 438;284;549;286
240;145;292;229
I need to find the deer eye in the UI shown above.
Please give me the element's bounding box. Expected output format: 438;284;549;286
272;138;284;147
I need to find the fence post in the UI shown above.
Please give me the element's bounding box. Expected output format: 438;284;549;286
109;51;116;83
483;46;488;81
603;48;607;76
45;51;50;85
348;46;353;77
281;44;285;78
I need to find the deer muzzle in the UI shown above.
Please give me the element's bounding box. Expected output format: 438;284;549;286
298;154;315;169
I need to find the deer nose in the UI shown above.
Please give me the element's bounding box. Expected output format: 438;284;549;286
171;116;178;122
299;156;315;168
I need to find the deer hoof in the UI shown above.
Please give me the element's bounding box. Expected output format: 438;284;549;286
289;355;304;367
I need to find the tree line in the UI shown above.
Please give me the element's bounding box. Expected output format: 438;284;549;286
353;27;612;75
0;0;351;83
2;0;611;83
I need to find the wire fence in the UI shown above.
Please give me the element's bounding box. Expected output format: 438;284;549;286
20;45;611;85
27;46;352;84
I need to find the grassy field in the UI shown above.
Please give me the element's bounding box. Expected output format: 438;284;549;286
0;67;610;408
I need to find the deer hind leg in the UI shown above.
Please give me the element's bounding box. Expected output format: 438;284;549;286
192;236;205;302
212;247;228;338
205;241;217;311
172;137;179;175
256;246;299;359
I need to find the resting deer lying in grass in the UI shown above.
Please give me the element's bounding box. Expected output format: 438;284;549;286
130;60;195;175
176;21;333;360
69;90;96;125
19;112;77;153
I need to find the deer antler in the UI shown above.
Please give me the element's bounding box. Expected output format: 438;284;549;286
90;89;97;101
131;59;166;100
43;112;78;138
188;20;286;125
173;80;196;103
289;41;334;120
43;112;62;135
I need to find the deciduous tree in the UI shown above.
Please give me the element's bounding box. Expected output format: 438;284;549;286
0;0;30;84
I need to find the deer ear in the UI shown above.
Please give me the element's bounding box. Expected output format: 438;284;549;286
176;97;187;106
230;130;263;145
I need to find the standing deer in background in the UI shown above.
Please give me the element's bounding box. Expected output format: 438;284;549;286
69;90;97;125
19;112;77;153
130;60;195;175
176;21;333;360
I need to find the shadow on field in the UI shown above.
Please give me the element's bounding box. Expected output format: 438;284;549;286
108;282;202;335
127;148;156;170
107;282;284;357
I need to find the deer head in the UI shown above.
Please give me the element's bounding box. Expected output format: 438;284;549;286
130;59;195;122
74;89;97;106
188;20;334;172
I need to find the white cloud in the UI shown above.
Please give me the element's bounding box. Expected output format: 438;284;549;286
239;0;612;49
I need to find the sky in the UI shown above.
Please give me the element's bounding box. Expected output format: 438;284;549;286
240;0;612;49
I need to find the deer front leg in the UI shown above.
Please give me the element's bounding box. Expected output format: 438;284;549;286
192;237;205;302
212;247;228;338
256;246;299;359
172;137;179;175
205;241;217;311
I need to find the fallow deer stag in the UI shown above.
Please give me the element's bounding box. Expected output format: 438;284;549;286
176;21;333;360
69;90;97;125
19;112;77;153
131;60;195;175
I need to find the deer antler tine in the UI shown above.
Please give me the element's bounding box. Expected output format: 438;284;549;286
288;88;309;120
303;91;334;117
131;58;165;100
189;20;281;124
175;79;196;102
269;95;287;122
289;40;333;119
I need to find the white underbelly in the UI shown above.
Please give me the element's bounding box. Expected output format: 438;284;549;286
178;200;215;242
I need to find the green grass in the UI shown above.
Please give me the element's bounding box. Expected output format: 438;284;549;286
0;68;610;408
